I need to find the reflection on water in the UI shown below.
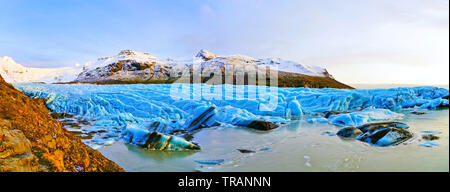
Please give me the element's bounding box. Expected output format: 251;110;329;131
124;143;198;162
98;109;449;172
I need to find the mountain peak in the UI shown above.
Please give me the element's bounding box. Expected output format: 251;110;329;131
0;56;16;64
118;49;137;56
0;56;80;83
196;49;216;61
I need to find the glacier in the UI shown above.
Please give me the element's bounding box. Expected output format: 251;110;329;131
13;83;449;148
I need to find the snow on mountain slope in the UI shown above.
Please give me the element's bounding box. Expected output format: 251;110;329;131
256;58;331;78
75;50;171;82
195;49;331;78
75;49;334;83
0;56;81;83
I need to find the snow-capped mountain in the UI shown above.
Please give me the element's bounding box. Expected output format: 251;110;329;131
195;49;331;78
1;49;348;88
75;50;172;82
191;49;333;78
0;56;81;83
75;49;334;84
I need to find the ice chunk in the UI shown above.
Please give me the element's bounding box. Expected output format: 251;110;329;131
194;159;225;165
287;99;303;117
356;126;413;147
122;125;200;150
337;122;413;147
419;141;439;147
184;106;218;131
329;108;404;127
419;98;449;109
307;117;329;124
357;122;409;133
421;130;442;135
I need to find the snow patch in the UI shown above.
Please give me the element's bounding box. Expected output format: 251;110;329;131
0;56;81;83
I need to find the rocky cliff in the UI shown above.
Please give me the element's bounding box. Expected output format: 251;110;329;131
0;75;124;172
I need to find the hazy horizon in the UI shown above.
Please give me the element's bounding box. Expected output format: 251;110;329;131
1;0;448;85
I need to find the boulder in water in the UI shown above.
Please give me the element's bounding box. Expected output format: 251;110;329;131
237;149;256;153
411;111;427;115
422;134;439;141
246;120;279;131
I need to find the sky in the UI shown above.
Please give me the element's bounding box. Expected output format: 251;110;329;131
0;0;448;85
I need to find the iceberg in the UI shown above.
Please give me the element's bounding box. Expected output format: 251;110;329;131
337;122;413;147
13;83;448;148
329;108;404;127
122;125;200;150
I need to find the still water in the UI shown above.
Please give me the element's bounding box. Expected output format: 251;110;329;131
99;109;449;172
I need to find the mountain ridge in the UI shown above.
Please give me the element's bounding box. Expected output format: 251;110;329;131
1;50;353;89
0;56;81;83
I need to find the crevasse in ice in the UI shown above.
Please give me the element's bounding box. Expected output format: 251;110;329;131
13;83;449;148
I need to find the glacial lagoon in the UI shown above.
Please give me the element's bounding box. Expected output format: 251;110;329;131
99;109;448;172
14;83;449;172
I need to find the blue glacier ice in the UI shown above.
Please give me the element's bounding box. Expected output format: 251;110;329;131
337;122;412;147
307;117;329;124
329;108;404;127
419;141;439;147
122;124;200;150
194;159;225;165
13;83;449;148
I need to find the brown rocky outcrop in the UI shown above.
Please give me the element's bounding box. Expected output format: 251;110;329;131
0;75;124;172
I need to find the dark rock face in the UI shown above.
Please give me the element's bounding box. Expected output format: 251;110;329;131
50;112;74;119
337;122;413;147
246;120;279;131
196;49;216;61
336;127;363;139
0;75;124;172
